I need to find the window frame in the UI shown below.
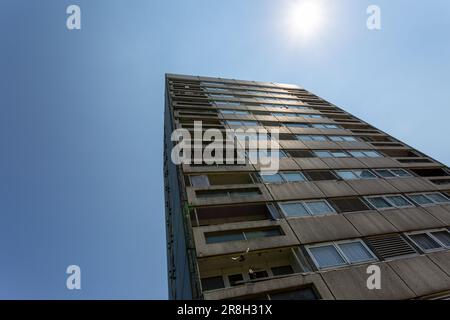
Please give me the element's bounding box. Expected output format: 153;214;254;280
306;239;377;270
278;199;336;217
407;192;450;207
364;194;415;210
260;171;307;184
406;229;450;253
374;168;413;179
335;169;377;180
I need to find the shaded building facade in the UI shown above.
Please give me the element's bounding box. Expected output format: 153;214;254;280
164;73;450;300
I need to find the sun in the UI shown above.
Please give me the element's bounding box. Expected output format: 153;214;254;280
285;1;325;40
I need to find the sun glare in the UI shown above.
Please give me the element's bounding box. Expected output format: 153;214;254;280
286;1;325;40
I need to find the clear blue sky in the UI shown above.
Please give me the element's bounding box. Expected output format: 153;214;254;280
1;0;449;299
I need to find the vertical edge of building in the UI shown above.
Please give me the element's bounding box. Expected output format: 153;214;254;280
164;74;201;299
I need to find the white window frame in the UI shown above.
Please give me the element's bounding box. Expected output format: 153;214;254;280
306;239;377;270
278;199;336;217
407;192;450;207
260;171;306;184
336;169;377;180
296;135;328;142
406;229;450;253
364;194;414;210
374;168;413;179
219;109;250;115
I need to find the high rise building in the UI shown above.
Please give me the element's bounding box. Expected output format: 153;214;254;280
164;73;450;300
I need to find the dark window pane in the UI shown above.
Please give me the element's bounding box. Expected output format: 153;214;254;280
329;197;370;213
205;232;245;244
271;265;294;276
375;169;395;178
410;233;442;251
431;231;450;247
201;276;225;291
249;270;268;280
287;150;314;158
367;197;393;209
269;287;319;300
245;228;282;239
304;170;336;181
228;274;244;287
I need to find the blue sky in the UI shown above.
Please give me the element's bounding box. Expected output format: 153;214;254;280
0;0;449;299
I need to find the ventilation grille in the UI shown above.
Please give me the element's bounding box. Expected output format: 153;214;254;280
366;234;417;260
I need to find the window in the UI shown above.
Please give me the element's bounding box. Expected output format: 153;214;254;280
287;150;314;158
220;109;249;115
385;195;412;207
336;170;376;180
366;197;393;209
407;229;450;252
260;173;284;183
271;265;294;276
260;172;306;183
268;287;319;300
329;136;358;142
226;120;258;127
349;150;382;158
375;168;412;178
304;200;335;215
365;195;414;210
196;188;262;198
283;172;306;182
279;199;335;217
407;192;450;206
215;101;241;107
201;276;225;291
285;123;310;128
307;240;376;269
408;194;434;206
296;135;328;142
279;202;309;217
427;193;450;204
304;170;337;181
312;124;340;129
308;245;346;269
314;150;350;158
228;274;244;287
249;270;269;280
205;227;283;244
190;175;210;187
328;197;371;213
248;150;287;161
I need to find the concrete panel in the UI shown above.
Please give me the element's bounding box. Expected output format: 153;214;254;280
314;180;358;198
335;141;374;150
343;211;398;236
320;157;367;169
386;177;439;193
321;262;415;300
301;141;340;150
387;255;450;297
357;157;401;168
253;158;301;171
346;179;399;196
267;181;325;201
182;163;255;174
294;158;330;170
279;140;308;150
187;183;272;206
423;205;450;225
203;273;335;300
427;251;450;277
379;207;445;232
193;220;300;258
288;215;361;244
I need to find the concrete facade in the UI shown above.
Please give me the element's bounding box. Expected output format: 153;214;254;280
164;74;450;300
